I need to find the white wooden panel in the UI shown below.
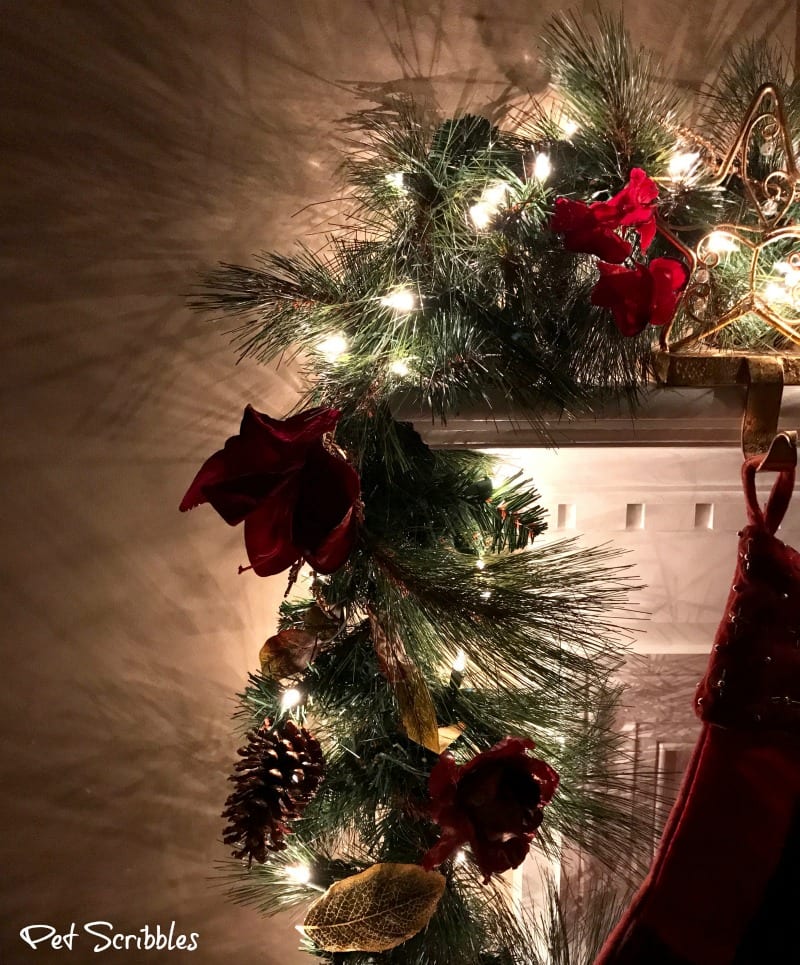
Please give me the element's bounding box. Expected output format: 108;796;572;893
484;447;788;654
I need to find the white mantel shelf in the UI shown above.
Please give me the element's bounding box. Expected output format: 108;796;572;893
399;386;800;449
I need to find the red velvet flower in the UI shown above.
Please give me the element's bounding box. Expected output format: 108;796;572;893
597;167;660;249
421;737;559;883
179;405;360;577
550;197;634;262
550;168;659;263
591;257;690;336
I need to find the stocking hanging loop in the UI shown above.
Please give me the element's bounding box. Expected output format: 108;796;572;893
742;454;796;534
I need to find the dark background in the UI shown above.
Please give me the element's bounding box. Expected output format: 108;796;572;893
1;1;795;962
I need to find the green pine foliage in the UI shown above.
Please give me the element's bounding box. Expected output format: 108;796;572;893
196;18;800;391
195;13;799;965
531;875;634;965
194;39;661;437
703;40;800;151
540;11;680;179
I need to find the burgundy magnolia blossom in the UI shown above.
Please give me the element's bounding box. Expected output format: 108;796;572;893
591;257;690;336
421;737;559;883
550;168;659;263
179;405;360;577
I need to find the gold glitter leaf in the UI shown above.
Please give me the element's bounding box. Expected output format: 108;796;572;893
302;863;446;952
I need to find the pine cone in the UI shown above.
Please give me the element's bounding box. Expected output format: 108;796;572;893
222;717;325;864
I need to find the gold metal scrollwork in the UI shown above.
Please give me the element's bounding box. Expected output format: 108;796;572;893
661;84;800;351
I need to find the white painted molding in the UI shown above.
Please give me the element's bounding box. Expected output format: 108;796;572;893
396;386;800;449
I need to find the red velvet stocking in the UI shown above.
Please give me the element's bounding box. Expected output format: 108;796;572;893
594;458;800;965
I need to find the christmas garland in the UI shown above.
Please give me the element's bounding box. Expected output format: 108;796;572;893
181;12;800;964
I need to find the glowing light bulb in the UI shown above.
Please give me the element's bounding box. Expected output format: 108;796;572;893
559;116;579;138
452;650;467;674
764;281;788;304
668;150;700;180
286;864;312;885
469;182;510;230
469;202;493;229
774;262;800;287
475;558;486;571
381;289;417;313
454;850;467;865
483;182;510;206
533;152;552;181
281;688;302;712
389;359;410;377
385;171;406;191
316;333;348;360
769;255;800;306
706;231;739;254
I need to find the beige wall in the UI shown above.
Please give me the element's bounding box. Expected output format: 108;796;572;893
1;2;795;962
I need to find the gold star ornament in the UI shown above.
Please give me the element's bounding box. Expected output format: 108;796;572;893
661;84;800;351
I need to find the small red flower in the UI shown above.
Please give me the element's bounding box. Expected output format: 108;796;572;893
550;197;634;263
550;168;659;263
180;405;360;577
591;257;690;336
597;167;660;250
421;737;559;883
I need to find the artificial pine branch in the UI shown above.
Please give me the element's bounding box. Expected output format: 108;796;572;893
367;539;637;696
702;40;800;150
192;12;800;964
532;874;633;965
541;11;679;179
194;77;662;431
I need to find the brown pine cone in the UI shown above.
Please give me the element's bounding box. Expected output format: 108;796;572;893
222;717;325;864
